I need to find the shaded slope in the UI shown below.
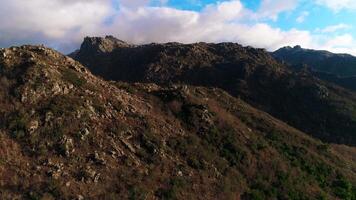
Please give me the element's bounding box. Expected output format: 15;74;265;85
72;37;356;146
312;71;356;92
0;46;355;199
273;46;356;91
273;45;356;77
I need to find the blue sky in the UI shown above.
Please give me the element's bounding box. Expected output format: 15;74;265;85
166;0;355;37
0;0;356;55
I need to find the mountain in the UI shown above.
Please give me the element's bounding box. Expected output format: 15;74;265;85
273;45;356;77
71;36;356;146
273;46;356;92
1;45;355;199
312;71;356;92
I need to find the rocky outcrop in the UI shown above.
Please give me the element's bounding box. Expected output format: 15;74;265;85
78;35;132;55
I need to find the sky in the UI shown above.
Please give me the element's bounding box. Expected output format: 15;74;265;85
1;0;356;55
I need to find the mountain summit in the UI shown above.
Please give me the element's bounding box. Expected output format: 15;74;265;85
273;46;356;77
74;35;132;56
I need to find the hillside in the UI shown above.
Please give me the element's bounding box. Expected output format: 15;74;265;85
312;71;356;92
273;45;356;77
0;45;355;199
71;36;356;146
273;46;356;92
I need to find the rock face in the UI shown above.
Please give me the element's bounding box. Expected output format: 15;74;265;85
1;45;355;199
71;36;356;146
80;35;132;54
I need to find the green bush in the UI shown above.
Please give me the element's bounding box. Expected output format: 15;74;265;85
46;95;82;116
62;68;86;87
168;135;208;170
333;176;356;200
136;130;162;164
129;186;148;200
155;177;187;200
92;98;106;114
246;189;265;200
266;130;282;141
8;112;29;139
203;126;245;166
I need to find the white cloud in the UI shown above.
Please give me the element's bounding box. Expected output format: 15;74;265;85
0;0;114;50
317;24;352;33
106;1;311;51
316;34;356;55
105;1;356;55
202;0;243;21
256;0;299;20
296;11;309;23
315;0;356;11
0;0;355;56
119;0;150;8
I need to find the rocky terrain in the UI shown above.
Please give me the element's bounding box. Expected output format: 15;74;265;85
0;45;355;199
273;45;356;77
312;71;356;92
273;46;356;92
71;36;356;146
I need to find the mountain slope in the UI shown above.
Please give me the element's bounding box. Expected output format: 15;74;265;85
273;46;356;92
312;71;356;92
273;45;356;77
71;36;356;146
1;45;355;199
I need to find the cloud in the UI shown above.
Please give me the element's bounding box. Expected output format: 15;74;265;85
0;0;113;50
296;11;309;23
119;0;150;8
202;0;243;21
105;1;356;55
0;0;355;56
106;0;312;51
317;24;352;33
317;34;356;55
256;0;299;20
315;0;356;11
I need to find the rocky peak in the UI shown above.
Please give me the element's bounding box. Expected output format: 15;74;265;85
293;45;302;49
0;45;94;104
80;35;132;54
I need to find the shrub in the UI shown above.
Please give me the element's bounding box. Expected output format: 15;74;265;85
129;186;148;200
92;98;106;114
246;189;265;200
46;95;82;116
8;111;29;139
332;176;356;200
203;126;245;166
167;135;211;170
155;177;187;200
136;130;162;164
266;130;282;141
62;68;86;87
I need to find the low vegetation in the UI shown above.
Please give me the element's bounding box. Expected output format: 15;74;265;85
0;45;354;199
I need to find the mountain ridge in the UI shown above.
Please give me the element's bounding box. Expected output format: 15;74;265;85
71;36;356;146
273;45;356;76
